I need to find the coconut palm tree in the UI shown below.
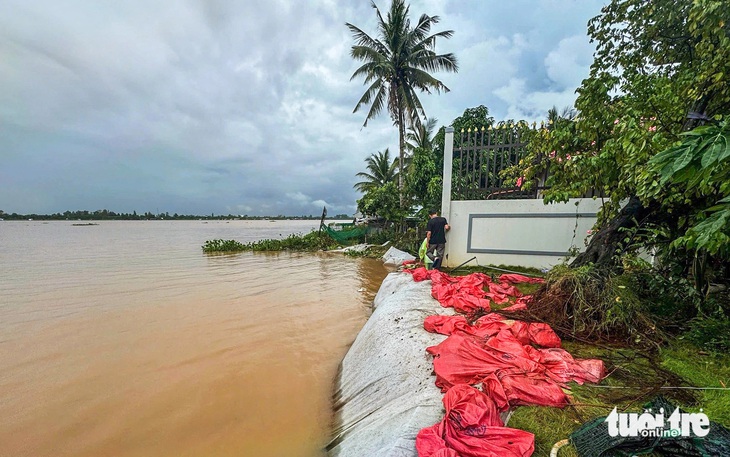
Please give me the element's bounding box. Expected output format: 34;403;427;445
347;0;458;205
353;148;398;193
547;105;578;127
406;117;438;154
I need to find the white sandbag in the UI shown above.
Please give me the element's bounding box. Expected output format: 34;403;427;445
327;272;454;457
329;243;373;253
381;246;416;267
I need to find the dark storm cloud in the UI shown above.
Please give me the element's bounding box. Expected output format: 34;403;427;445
0;0;606;216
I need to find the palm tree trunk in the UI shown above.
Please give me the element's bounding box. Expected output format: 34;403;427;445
397;110;405;207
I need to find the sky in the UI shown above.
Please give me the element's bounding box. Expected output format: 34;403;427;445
0;0;607;216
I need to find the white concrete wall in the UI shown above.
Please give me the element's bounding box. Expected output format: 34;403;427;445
444;198;604;269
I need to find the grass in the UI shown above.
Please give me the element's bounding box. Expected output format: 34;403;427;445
505;341;730;456
454;264;545;277
660;343;730;425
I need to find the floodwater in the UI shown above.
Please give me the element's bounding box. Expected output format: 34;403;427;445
0;220;389;457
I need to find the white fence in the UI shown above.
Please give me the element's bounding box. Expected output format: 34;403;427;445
440;127;603;269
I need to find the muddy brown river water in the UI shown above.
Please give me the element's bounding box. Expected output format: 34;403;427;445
0;220;388;457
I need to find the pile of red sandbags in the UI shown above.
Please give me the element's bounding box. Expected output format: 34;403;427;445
406;268;492;313
416;384;535;457
404;268;546;312
424;314;604;408
404;269;604;457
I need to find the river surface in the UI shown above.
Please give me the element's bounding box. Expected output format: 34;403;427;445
0;220;389;457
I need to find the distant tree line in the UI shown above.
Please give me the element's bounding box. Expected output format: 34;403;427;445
0;209;351;221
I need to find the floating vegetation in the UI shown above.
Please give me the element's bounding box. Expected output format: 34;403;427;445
202;239;247;252
202;231;340;253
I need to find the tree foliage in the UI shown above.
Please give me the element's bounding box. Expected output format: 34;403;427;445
512;0;730;272
647;119;730;256
356;181;408;222
353;148;398;193
406;117;438;153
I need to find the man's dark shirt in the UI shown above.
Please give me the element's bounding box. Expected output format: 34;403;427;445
427;216;448;244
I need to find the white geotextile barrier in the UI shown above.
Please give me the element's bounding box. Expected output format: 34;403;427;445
327;272;454;457
382;247;416;267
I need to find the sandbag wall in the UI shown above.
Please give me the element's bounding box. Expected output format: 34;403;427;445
327;273;456;456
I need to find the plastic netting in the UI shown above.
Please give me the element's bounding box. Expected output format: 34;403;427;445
570;396;730;457
322;224;370;243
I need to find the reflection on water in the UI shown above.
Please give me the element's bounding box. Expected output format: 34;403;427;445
0;221;389;457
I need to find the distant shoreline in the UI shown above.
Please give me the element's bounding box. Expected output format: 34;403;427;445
0;214;351;222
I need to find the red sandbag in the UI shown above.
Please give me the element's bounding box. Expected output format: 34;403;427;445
426;332;543;392
425;314;505;338
487;370;570;409
509;321;562;348
481;373;509;411
416;384;534;457
502;295;533;311
501;301;527;311
425;325;602;407
447;293;491;313
537;348;605;385
430;273;492;313
489;281;522;298
424;314;561;348
406;267;432;282
498;273;545;284
411;271;605;456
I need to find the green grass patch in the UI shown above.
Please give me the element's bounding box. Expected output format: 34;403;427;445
683;315;730;352
505;340;730;456
515;282;543;296
660;343;730;426
456;264;545;277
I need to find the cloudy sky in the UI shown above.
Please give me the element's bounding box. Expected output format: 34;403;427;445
0;0;606;216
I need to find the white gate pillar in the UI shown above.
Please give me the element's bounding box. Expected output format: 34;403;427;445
441;127;454;267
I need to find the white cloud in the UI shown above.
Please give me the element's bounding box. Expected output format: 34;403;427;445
0;0;606;215
545;34;595;90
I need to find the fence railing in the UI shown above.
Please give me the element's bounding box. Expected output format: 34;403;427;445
452;125;535;200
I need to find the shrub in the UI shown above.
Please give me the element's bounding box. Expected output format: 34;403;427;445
524;264;664;346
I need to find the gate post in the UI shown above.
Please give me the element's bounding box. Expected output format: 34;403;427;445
442;127;454;266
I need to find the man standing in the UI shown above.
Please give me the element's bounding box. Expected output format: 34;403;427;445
426;208;450;270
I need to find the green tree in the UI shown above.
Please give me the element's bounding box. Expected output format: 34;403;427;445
647;119;730;257
405;144;441;214
406;117;438;153
450;105;495;135
405;117;440;213
357;181;408;223
347;0;458;205
353;148;398;193
514;0;730;272
433;105;496;154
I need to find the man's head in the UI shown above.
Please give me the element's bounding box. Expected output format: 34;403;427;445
429;208;439;218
